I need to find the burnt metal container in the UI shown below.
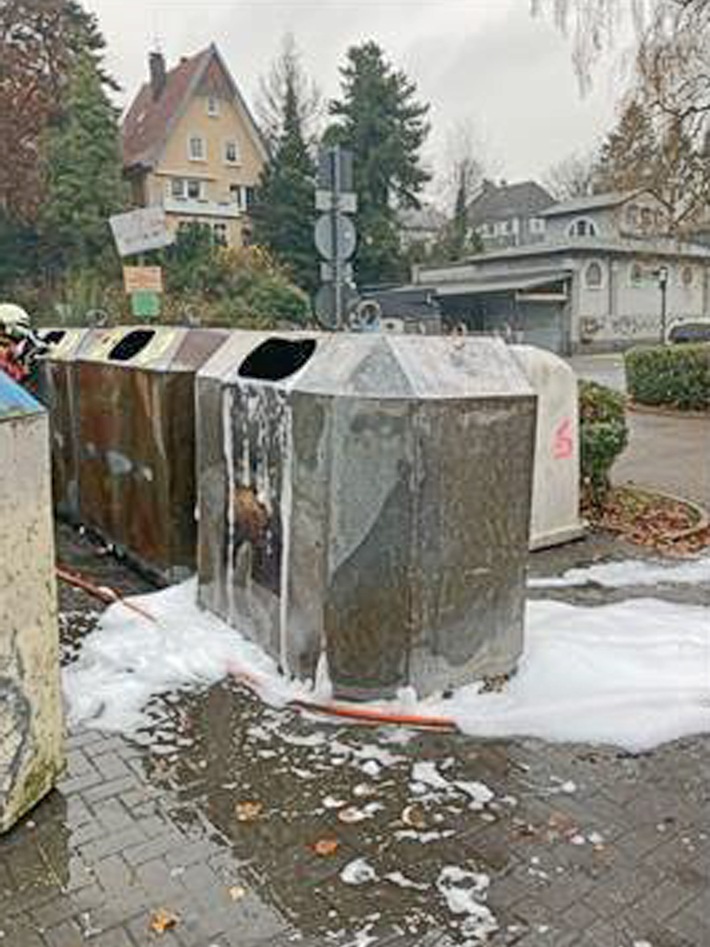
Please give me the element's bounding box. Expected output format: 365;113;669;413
37;328;91;519
67;325;228;580
197;332;537;700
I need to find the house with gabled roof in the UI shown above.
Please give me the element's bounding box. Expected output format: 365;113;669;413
413;187;710;354
468;179;555;249
122;44;268;248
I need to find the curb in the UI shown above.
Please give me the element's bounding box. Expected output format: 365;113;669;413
627;402;710;420
614;484;710;543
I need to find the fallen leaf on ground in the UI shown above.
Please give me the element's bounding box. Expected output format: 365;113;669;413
401;804;427;829
311;838;340;856
235;801;263;822
149;909;179;934
228;885;246;901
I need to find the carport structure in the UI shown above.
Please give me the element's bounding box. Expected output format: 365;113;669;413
426;269;572;354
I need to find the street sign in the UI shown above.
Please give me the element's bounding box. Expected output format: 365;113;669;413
320;261;353;283
318;147;354;192
130;291;161;319
110;206;174;258
123;265;163;294
314;283;359;329
314;213;357;262
315;189;357;214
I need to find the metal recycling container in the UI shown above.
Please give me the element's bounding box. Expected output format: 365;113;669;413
71;325;228;580
37;328;91;518
0;375;64;832
511;345;585;550
197;332;537;700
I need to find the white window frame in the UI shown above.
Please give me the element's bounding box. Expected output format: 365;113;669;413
188;134;206;162
229;184;243;209
170;178;186;200
186;178;204;200
224;139;240;165
585;260;604;290
629;261;644;287
568;217;598;238
529;217;545;235
206;95;220;117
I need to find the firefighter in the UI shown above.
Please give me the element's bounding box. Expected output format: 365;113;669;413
0;303;46;385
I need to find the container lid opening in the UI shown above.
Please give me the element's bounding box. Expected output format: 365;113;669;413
108;329;155;362
238;338;316;381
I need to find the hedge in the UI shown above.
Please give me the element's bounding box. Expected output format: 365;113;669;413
578;380;629;506
625;343;710;411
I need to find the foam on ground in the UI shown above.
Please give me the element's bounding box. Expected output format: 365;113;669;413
529;555;710;589
63;575;710;752
427;597;710;752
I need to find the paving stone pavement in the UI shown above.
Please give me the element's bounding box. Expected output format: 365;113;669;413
0;524;708;947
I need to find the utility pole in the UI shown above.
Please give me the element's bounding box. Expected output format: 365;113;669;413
313;146;358;330
656;265;669;344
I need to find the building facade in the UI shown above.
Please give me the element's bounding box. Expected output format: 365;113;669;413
122;45;267;248
468;180;555;250
414;191;710;354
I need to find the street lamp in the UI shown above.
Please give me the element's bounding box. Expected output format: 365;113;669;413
653;265;669;344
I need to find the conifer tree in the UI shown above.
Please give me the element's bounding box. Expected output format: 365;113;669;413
328;42;430;285
252;38;319;294
41;52;126;270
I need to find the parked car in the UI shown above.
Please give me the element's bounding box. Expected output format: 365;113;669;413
669;322;710;344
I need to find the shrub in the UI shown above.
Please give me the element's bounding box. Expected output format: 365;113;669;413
625;343;710;411
578;380;629;506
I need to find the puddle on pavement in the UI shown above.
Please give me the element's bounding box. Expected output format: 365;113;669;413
124;677;537;943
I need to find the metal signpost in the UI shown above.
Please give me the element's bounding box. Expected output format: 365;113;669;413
111;208;173;321
314;146;358;329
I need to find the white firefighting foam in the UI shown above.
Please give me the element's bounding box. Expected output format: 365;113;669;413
63;573;710;752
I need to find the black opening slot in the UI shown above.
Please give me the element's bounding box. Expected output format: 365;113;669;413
238;338;316;381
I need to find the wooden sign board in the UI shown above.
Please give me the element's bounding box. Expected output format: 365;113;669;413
123;266;163;294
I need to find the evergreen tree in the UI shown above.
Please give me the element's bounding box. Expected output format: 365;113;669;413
0;0;116;225
328;42;430;285
252;39;318;295
596;101;657;194
41;52;126;270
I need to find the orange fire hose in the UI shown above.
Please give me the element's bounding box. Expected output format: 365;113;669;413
290;696;457;731
57;565;456;732
56;565;157;623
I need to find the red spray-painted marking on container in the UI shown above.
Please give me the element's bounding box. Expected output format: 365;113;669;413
553;418;574;460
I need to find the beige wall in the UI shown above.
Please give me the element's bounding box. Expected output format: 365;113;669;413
140;91;265;247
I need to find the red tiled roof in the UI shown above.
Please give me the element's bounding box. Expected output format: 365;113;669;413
121;47;211;169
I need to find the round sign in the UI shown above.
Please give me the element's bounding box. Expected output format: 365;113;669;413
314;213;357;262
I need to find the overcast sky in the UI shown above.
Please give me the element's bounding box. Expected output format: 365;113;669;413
84;0;628;198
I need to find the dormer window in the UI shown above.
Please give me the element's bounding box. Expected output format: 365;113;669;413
568;218;598;238
188;135;206;161
224;139;240;165
207;95;220;117
626;205;639;228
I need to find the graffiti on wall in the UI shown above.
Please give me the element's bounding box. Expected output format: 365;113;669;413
610;314;660;337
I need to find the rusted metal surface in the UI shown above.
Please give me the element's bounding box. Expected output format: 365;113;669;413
43;326;228;581
197;332;537;700
37;329;90;519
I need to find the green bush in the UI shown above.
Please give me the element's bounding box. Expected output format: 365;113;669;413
578;380;629;506
625;343;710;411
